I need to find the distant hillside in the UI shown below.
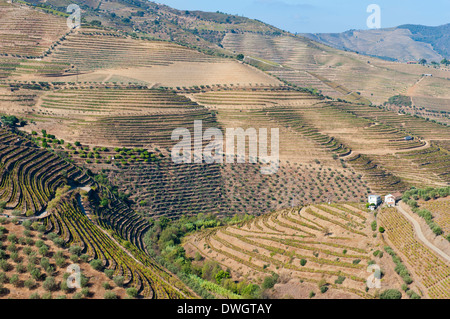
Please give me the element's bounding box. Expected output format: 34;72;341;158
398;24;450;58
304;24;450;62
23;0;286;56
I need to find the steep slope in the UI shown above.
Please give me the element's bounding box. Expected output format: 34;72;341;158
23;0;285;56
398;24;450;59
0;126;196;298
304;24;450;63
0;0;68;58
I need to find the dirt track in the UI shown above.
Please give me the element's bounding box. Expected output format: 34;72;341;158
396;201;450;263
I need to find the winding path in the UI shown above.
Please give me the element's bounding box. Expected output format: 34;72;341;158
396;202;450;263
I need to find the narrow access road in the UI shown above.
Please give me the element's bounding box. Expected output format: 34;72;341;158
2;210;50;222
396;202;450;263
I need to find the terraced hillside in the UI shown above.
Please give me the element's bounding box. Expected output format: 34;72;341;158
378;207;450;299
0;128;89;215
74;110;217;149
0;58;69;79
38;29;280;87
383;96;450;127
335;103;450;142
0;4;443;201
21;85;372;220
0;126;196;298
0;0;68;58
108;160;369;219
222;33;450;106
36;136;369;220
38;88;201;115
330;103;450;186
200;91;434;194
419;197;450;240
0;218;131;299
0;1;71;79
189;87;321;109
101;159;227;220
184;88;445;197
12;86;219;150
25;0;284;54
0;0;448;301
4;82;445;216
223;33;375;103
184;203;403;299
44;191;192;298
48;30;222;72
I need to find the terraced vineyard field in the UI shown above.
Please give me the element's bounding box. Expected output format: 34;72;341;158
270;69;344;99
48;30;221;72
378;207;450;299
419;198;450;237
185;203;385;298
16;87;219;150
300;103;426;152
221;161;368;214
44;192;194;298
102;159;227;220
39;88;200;115
190;88;321;109
262;106;352;158
0;58;69;79
222;33;424;105
223;34;350;100
345;154;408;194
39;31;279;86
0;126;195;298
257;105;413;193
216;108;337;166
0;1;68;58
0;86;38;110
413;96;450;113
0;0;448;301
88;184;152;252
399;146;450;184
0;128;89;215
328;103;450;187
75;109;217;149
436;140;450;153
57;142;368;219
335;103;450;141
192;88;435;194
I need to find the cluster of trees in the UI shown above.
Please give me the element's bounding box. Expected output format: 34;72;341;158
0;217;138;299
380;289;402;299
144;213;260;298
402;187;449;238
441;58;450;66
418;58;450;67
93;172;131;204
384;246;413;285
33;129;64;148
90;20;102;27
386;95;412;107
0;222;92;299
402;186;449;202
0;115;26;127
